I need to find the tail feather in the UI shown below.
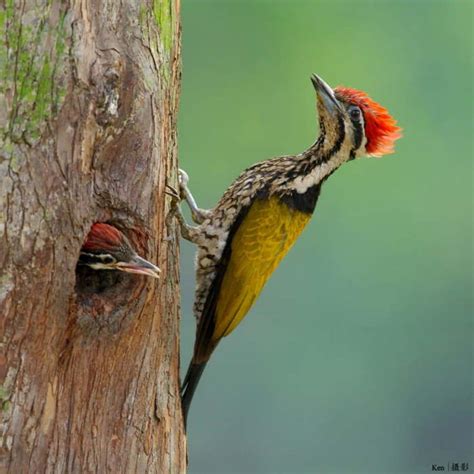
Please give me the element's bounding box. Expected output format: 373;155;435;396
181;361;207;428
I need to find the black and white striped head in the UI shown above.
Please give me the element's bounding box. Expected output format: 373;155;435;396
79;223;160;279
311;74;402;160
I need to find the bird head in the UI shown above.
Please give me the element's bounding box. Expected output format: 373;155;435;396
311;74;402;159
79;223;161;279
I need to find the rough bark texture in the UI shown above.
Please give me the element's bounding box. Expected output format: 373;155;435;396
0;0;185;472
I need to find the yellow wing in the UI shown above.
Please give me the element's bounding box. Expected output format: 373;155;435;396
212;196;311;342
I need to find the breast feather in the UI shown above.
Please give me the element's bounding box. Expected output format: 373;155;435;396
213;196;311;340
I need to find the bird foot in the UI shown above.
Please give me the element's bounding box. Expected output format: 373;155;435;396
177;169;211;224
178;168;190;193
165;184;181;202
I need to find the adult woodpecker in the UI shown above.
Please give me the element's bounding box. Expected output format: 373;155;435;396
78;222;161;278
175;74;402;425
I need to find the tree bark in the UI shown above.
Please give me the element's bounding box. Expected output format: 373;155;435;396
0;0;185;472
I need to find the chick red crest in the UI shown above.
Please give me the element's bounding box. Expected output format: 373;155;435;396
335;87;402;157
83;223;125;251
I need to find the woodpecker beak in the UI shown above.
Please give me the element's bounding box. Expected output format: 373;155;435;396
311;74;343;114
116;255;161;279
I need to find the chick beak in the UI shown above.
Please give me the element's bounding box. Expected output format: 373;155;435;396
116;255;161;279
310;74;343;114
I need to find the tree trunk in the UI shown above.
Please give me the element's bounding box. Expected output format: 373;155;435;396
0;0;185;472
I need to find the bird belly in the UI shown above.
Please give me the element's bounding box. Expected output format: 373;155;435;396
213;196;311;341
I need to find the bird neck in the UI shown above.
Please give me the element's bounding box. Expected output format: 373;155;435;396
288;117;351;194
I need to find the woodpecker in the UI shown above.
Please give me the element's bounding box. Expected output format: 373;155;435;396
78;223;161;278
175;74;402;425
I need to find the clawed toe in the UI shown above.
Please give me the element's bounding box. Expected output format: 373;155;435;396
165;184;181;201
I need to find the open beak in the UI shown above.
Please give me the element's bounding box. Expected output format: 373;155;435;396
310;74;343;114
116;255;161;279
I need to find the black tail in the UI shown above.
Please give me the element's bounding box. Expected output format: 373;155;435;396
181;361;207;428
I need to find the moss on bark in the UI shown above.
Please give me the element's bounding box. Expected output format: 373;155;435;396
0;0;68;149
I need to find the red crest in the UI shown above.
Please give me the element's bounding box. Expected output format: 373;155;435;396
335;87;402;157
82;223;125;251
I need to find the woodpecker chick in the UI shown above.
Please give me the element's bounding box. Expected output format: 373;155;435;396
78;223;160;278
177;74;402;425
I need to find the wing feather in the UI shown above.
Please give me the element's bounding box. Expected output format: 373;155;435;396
213;197;311;339
193;196;311;363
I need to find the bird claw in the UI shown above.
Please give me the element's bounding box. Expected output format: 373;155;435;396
165;184;182;228
166;169;190;203
165;184;180;200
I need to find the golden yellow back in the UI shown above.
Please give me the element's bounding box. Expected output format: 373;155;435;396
213;196;311;341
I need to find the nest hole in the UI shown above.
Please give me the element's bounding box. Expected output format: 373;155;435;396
73;223;148;333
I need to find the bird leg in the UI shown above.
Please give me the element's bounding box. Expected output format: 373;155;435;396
178;169;212;225
166;183;203;244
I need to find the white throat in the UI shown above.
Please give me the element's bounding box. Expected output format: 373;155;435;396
292;133;353;194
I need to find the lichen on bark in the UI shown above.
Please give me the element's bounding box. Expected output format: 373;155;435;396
0;0;68;149
153;0;173;54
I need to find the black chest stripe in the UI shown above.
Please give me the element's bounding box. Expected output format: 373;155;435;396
279;184;321;214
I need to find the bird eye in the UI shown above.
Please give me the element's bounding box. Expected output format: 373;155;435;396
349;107;361;121
101;255;116;264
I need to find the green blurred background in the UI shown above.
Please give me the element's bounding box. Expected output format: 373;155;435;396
178;1;473;472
